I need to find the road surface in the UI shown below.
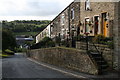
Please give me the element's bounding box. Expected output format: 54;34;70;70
2;53;76;78
2;53;119;79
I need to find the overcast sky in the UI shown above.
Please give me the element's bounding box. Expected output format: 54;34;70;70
0;0;73;21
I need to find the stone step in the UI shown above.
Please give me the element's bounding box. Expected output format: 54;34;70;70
91;52;101;55
94;59;108;69
96;61;106;65
98;65;108;69
93;57;103;60
96;60;105;62
89;51;109;73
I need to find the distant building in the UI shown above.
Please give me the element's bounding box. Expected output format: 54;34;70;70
36;24;51;43
50;5;69;41
16;35;34;48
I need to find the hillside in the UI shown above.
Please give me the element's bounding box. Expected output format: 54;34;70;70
2;20;51;37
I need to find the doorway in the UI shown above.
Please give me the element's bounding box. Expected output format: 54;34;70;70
101;12;107;37
94;16;99;35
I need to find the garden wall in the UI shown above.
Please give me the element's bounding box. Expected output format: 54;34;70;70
26;47;98;75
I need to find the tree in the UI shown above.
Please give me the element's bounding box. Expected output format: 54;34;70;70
2;29;16;51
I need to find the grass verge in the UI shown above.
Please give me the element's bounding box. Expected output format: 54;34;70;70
0;54;9;58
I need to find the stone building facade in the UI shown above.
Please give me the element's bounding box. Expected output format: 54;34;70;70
68;2;80;47
36;24;51;43
69;2;80;38
79;1;115;37
36;2;80;44
50;16;61;40
35;1;120;70
50;7;69;41
79;0;120;70
36;1;118;44
48;2;80;43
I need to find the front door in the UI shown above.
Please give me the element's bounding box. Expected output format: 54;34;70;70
101;12;107;37
94;16;99;35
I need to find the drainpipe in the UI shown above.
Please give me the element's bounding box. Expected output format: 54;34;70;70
68;6;71;47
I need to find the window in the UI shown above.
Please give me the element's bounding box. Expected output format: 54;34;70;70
50;24;53;32
61;14;65;25
85;0;90;11
71;9;74;19
85;18;90;33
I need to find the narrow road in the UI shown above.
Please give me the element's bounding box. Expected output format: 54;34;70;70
2;53;76;78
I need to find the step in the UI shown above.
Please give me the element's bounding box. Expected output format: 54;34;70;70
99;65;108;69
91;54;102;56
93;56;103;59
90;52;99;54
96;61;106;65
89;52;109;71
92;55;102;57
91;53;101;55
93;57;103;61
96;60;105;62
93;57;102;59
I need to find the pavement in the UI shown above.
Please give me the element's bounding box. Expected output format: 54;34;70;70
2;53;119;79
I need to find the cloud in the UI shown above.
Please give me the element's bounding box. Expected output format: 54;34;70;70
25;1;62;16
0;0;73;21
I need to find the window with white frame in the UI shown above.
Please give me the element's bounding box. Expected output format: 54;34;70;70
71;8;74;19
61;14;65;25
85;0;90;11
50;24;53;32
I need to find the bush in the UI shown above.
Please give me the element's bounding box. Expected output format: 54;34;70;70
74;35;85;42
55;36;61;45
30;37;55;49
4;49;14;55
15;48;26;52
46;41;55;47
105;41;114;49
93;34;105;43
77;35;83;40
61;40;68;47
93;34;114;49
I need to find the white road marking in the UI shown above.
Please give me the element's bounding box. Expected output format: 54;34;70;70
27;58;86;78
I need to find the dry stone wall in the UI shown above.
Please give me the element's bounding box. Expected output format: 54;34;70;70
26;47;98;75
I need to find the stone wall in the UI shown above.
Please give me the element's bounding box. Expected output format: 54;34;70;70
27;47;98;75
76;41;113;68
118;1;120;71
113;2;120;70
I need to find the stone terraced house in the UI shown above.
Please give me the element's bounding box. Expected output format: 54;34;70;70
35;0;120;70
36;24;51;43
36;0;119;42
79;0;115;37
